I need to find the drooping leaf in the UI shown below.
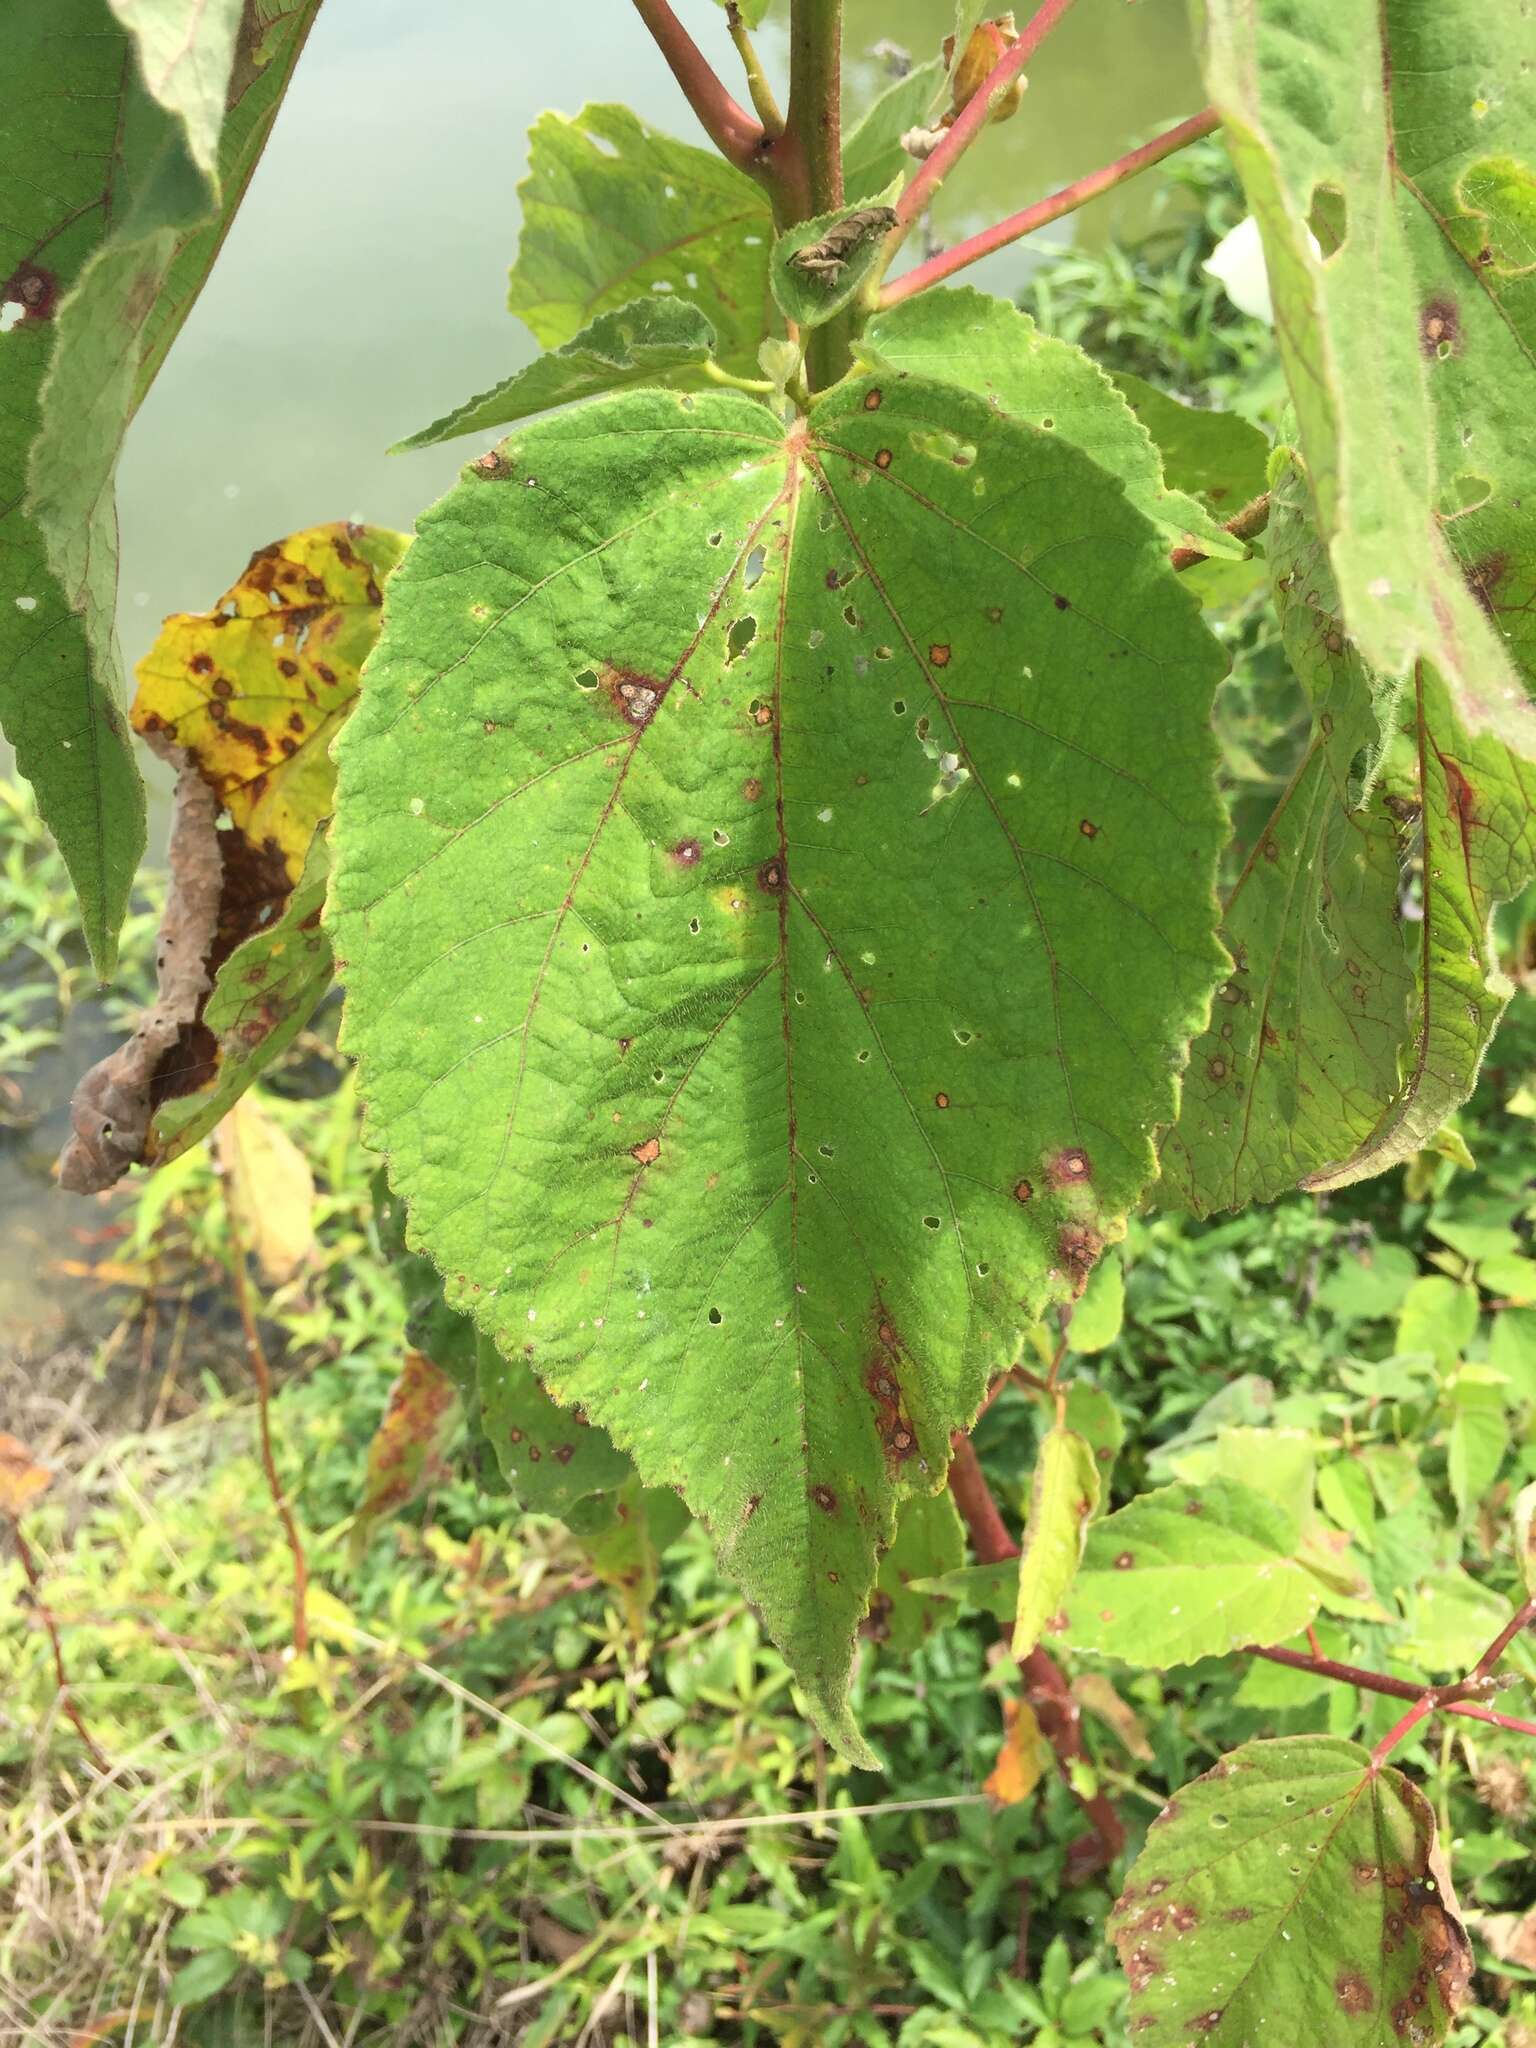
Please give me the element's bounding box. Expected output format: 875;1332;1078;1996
1066;1251;1123;1354
1193;0;1536;758
1056;1478;1322;1666
984;1696;1049;1807
507;106;774;376
393;298;718;452
57;525;404;1192
772;203;901;330
354;1350;463;1541
910;1558;1016;1622
1107;371;1270;516
842;59;945;200
1111;1736;1472;2046
565;1479;689;1642
1162;457;1529;1211
217;1095;315;1284
865;1489;967;1653
329;377;1227;1758
149;833;334;1164
1013;1426;1099;1657
104;0;245;176
859;289;1248;559
475;1334;634;1518
2;0;321;973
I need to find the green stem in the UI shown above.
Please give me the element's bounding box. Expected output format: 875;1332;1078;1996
785;0;851;390
727;2;784;136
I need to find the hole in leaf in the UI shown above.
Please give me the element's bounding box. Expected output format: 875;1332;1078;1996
727;615;757;660
707;1307;723;1325
1307;180;1348;258
744;546;766;589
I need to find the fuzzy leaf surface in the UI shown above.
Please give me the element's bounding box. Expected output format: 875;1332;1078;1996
506;106;772;376
393;298;718;452
1194;0;1536;757
1111;1736;1471;2046
105;0;245;176
860;290;1245;559
329;378;1226;1759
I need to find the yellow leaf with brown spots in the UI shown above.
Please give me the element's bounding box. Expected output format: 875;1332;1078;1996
133;523;408;884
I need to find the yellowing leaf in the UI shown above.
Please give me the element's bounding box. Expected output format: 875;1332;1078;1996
133;524;407;885
984;1696;1048;1806
944;16;1025;126
1013;1425;1099;1657
218;1096;315;1282
0;1433;52;1519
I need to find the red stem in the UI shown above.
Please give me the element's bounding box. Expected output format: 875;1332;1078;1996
1251;1641;1536;1741
895;0;1082;228
947;1434;1124;1878
884;106;1221;308
630;0;767;173
11;1516;109;1771
1474;1592;1536;1679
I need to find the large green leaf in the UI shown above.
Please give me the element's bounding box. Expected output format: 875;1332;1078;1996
1;0;320;972
1193;0;1536;758
507;105;774;376
329;376;1227;1759
1057;1478;1322;1665
1111;1737;1472;2045
393;298;719;452
859;290;1248;559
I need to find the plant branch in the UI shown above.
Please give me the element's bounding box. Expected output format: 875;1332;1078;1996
10;1516;109;1771
630;0;767;173
1249;1642;1536;1741
947;1433;1124;1877
224;1196;310;1655
726;2;783;136
1170;490;1272;572
882;106;1221;309
893;0;1081;234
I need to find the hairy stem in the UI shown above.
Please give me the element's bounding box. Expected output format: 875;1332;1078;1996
785;0;853;388
947;1434;1124;1876
882;106;1221;308
224;1197;310;1655
630;0;767;173
727;2;784;136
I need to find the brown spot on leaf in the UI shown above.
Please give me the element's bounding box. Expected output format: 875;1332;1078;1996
1053;593;1071;611
1079;818;1098;838
553;1444;575;1465
874;448;893;470
1420;295;1461;356
863;388;883;410
1049;1147;1092;1188
1208;1056;1228;1081
1013;1177;1033;1204
742;776;762;801
811;1485;838;1513
1464;549;1508;617
1114;1550;1134;1570
472;449;512;479
630;1136;661;1166
189;652;215;677
757;858;785;893
934;1092;950;1108
672;837;702;866
1336;1970;1374;2014
929;643;951;667
1124;1946;1160;1992
2;261;58;321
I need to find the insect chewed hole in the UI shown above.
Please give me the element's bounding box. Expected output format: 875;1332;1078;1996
921;1214;942;1231
891;698;906;715
727;615;757;660
743;545;767;589
707;1307;723;1325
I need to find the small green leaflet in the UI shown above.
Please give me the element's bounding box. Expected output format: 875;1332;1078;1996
870;1490;967;1654
507;106;773;377
1193;0;1536;759
1111;1737;1471;2046
773;205;900;329
393;299;718;452
843;60;946;200
1013;1426;1098;1658
330;375;1226;1760
1058;1479;1322;1665
860;290;1247;560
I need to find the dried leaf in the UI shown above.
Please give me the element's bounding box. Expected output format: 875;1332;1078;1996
217;1096;314;1283
57;525;403;1193
984;1696;1048;1807
1072;1671;1154;1761
0;1433;52;1520
354;1350;461;1539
